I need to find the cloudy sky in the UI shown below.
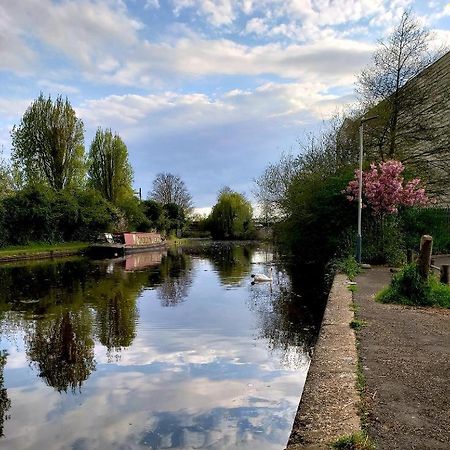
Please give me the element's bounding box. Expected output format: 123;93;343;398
0;1;449;209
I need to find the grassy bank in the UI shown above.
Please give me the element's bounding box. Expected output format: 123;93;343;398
0;242;89;261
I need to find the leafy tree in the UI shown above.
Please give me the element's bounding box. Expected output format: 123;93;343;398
11;93;85;190
163;202;186;236
142;199;166;231
149;173;193;211
208;188;254;240
88;128;133;204
280;168;355;264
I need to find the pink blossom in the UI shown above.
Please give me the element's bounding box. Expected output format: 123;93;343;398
344;160;429;216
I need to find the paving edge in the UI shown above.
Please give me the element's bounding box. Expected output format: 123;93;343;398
285;273;361;449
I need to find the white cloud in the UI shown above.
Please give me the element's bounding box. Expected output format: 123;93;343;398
0;0;378;88
93;36;373;87
77;80;346;136
0;0;142;75
173;0;236;26
145;0;160;8
244;17;269;35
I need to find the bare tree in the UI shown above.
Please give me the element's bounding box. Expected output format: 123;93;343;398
254;153;299;219
149;173;193;211
254;114;358;219
356;10;449;196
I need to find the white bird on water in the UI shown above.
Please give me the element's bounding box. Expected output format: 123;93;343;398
251;267;273;282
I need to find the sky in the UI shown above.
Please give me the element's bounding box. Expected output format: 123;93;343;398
0;1;449;211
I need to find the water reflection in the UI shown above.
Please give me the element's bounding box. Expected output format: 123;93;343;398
26;310;95;393
0;244;325;449
184;242;255;286
0;352;10;437
154;251;193;307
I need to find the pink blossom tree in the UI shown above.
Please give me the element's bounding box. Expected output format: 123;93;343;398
344;160;428;216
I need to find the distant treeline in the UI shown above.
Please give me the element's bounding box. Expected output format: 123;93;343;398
0;94;191;246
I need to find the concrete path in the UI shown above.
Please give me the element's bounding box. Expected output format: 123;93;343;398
354;262;450;450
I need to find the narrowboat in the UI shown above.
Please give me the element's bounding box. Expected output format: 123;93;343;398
89;232;167;258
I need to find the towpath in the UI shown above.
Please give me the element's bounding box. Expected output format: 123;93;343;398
354;258;450;450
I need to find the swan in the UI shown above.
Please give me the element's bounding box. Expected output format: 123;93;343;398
251;267;273;282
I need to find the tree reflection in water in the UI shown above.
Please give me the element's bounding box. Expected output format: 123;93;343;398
25;309;95;393
184;242;255;286
248;258;325;369
0;258;147;391
0;351;11;438
149;249;194;307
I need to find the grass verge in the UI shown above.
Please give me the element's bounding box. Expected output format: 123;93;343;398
0;242;88;259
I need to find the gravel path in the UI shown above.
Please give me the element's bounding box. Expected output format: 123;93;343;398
354;261;450;450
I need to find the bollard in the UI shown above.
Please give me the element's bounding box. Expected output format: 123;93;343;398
441;265;450;285
418;235;433;280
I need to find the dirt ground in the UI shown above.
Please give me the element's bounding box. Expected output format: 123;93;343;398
354;258;450;450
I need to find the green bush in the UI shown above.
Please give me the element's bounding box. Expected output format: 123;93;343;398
71;189;118;241
117;196;151;232
1;186;57;244
0;186;119;246
377;263;450;308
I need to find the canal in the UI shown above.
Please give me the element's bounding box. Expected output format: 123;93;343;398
0;242;325;449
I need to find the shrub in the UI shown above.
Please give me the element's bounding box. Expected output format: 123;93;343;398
1;185;57;244
117;196;151;232
72;189;118;241
279;168;355;264
377;263;450;308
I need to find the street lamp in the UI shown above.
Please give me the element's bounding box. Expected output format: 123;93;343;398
356;115;378;264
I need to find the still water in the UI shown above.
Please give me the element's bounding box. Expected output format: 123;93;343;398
0;242;324;450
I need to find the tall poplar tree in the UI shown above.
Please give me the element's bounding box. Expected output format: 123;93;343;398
11;93;85;190
88;128;133;204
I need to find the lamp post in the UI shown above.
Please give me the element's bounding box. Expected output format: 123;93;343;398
356;115;378;263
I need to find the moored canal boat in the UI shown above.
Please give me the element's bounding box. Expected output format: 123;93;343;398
89;232;167;258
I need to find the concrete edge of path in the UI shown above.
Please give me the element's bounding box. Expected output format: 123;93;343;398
286;273;361;449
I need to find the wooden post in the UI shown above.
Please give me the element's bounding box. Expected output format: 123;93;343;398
418;235;433;280
407;249;414;264
441;265;450;285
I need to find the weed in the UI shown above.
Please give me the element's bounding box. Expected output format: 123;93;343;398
331;431;376;449
348;284;358;293
336;255;361;281
350;319;366;331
